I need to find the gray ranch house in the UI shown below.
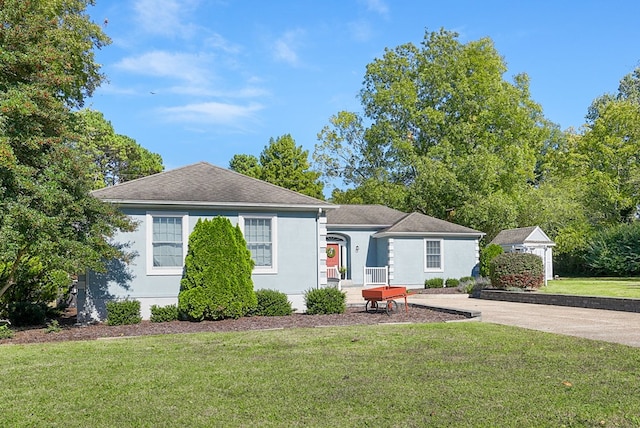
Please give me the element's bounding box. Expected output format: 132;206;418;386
80;162;484;321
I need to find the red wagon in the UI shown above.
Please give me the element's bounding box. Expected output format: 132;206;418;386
361;286;410;314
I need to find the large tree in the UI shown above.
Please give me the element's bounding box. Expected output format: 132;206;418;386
230;134;324;199
315;29;553;237
69;109;164;189
0;0;136;305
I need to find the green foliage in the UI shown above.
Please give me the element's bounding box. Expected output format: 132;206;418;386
480;244;504;277
179;217;257;321
150;304;179;323
69;109;164;189
304;287;346;315
445;278;460;288
0;324;13;339
490;253;544;290
254;289;293;316
424;278;444;289
106;300;142;326
8;302;47;327
315;29;551;224
0;0;137;303
45;320;62;334
230;134;324;199
585;222;640;276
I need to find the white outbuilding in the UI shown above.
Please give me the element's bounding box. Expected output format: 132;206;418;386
490;226;555;282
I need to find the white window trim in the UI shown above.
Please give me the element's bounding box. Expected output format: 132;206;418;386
239;213;278;274
146;211;189;276
424;238;444;273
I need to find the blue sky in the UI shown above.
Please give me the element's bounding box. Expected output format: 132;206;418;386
86;0;640;175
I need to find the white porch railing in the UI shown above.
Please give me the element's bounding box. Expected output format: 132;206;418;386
363;266;388;288
327;266;341;290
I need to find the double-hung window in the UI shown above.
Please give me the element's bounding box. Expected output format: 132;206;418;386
147;212;188;275
240;214;277;273
424;239;444;272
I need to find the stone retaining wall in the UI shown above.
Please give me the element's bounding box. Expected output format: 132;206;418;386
479;290;640;313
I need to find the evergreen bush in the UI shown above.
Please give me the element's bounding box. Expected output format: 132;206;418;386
179;217;257;321
585;223;640;276
445;278;460;288
255;289;293;316
424;278;444;289
106;300;142;326
8;302;47;327
0;324;13;339
489;253;544;290
480;244;504;277
304;287;346;315
150;304;179;322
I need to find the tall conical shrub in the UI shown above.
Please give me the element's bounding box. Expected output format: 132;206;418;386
178;217;257;320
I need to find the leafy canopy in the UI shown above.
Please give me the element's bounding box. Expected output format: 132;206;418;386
230;134;324;199
0;0;136;305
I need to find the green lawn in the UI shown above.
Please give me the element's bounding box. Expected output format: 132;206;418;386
541;277;640;298
2;323;640;427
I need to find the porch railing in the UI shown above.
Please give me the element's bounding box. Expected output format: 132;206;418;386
363;266;388;288
326;266;341;290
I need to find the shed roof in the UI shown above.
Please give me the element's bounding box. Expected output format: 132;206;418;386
491;226;554;246
91;162;334;210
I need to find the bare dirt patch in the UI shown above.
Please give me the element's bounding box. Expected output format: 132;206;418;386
1;304;465;345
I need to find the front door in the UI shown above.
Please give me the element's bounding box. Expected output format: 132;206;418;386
326;243;340;268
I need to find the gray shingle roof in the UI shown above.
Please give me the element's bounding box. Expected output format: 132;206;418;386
327;205;484;236
378;212;484;236
326;204;407;226
491;226;553;245
91;162;333;209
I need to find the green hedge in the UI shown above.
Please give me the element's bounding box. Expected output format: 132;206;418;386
7;302;48;327
489;253;544;290
480;244;504;277
255;289;293;316
424;278;444;289
106;300;142;326
445;278;460;288
150;304;179;323
304;287;346;315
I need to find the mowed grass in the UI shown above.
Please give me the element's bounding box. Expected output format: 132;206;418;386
541;277;640;298
2;323;640;427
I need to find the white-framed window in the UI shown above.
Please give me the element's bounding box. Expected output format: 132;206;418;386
146;212;189;276
239;213;277;274
424;239;444;272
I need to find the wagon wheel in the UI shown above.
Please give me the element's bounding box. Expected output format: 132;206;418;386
385;300;398;315
365;300;378;313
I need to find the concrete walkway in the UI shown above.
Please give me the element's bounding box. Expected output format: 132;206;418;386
345;287;640;348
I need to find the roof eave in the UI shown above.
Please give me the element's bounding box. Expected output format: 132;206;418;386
372;231;485;238
97;199;336;211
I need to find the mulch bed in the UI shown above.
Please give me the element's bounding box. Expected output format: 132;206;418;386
1;302;465;345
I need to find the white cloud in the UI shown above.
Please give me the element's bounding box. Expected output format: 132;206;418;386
273;29;305;66
362;0;389;17
133;0;200;38
115;51;212;86
159;102;264;126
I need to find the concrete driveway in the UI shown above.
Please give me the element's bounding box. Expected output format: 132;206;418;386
346;288;640;347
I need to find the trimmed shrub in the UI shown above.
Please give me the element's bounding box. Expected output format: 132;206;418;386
424;278;444;289
150;304;179;323
305;287;346;315
445;278;460;288
106;300;142;326
480;244;504;277
459;276;475;283
0;324;13;339
179;217;258;321
457;276;477;294
8;302;47;327
255;289;293;316
489;253;544;290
